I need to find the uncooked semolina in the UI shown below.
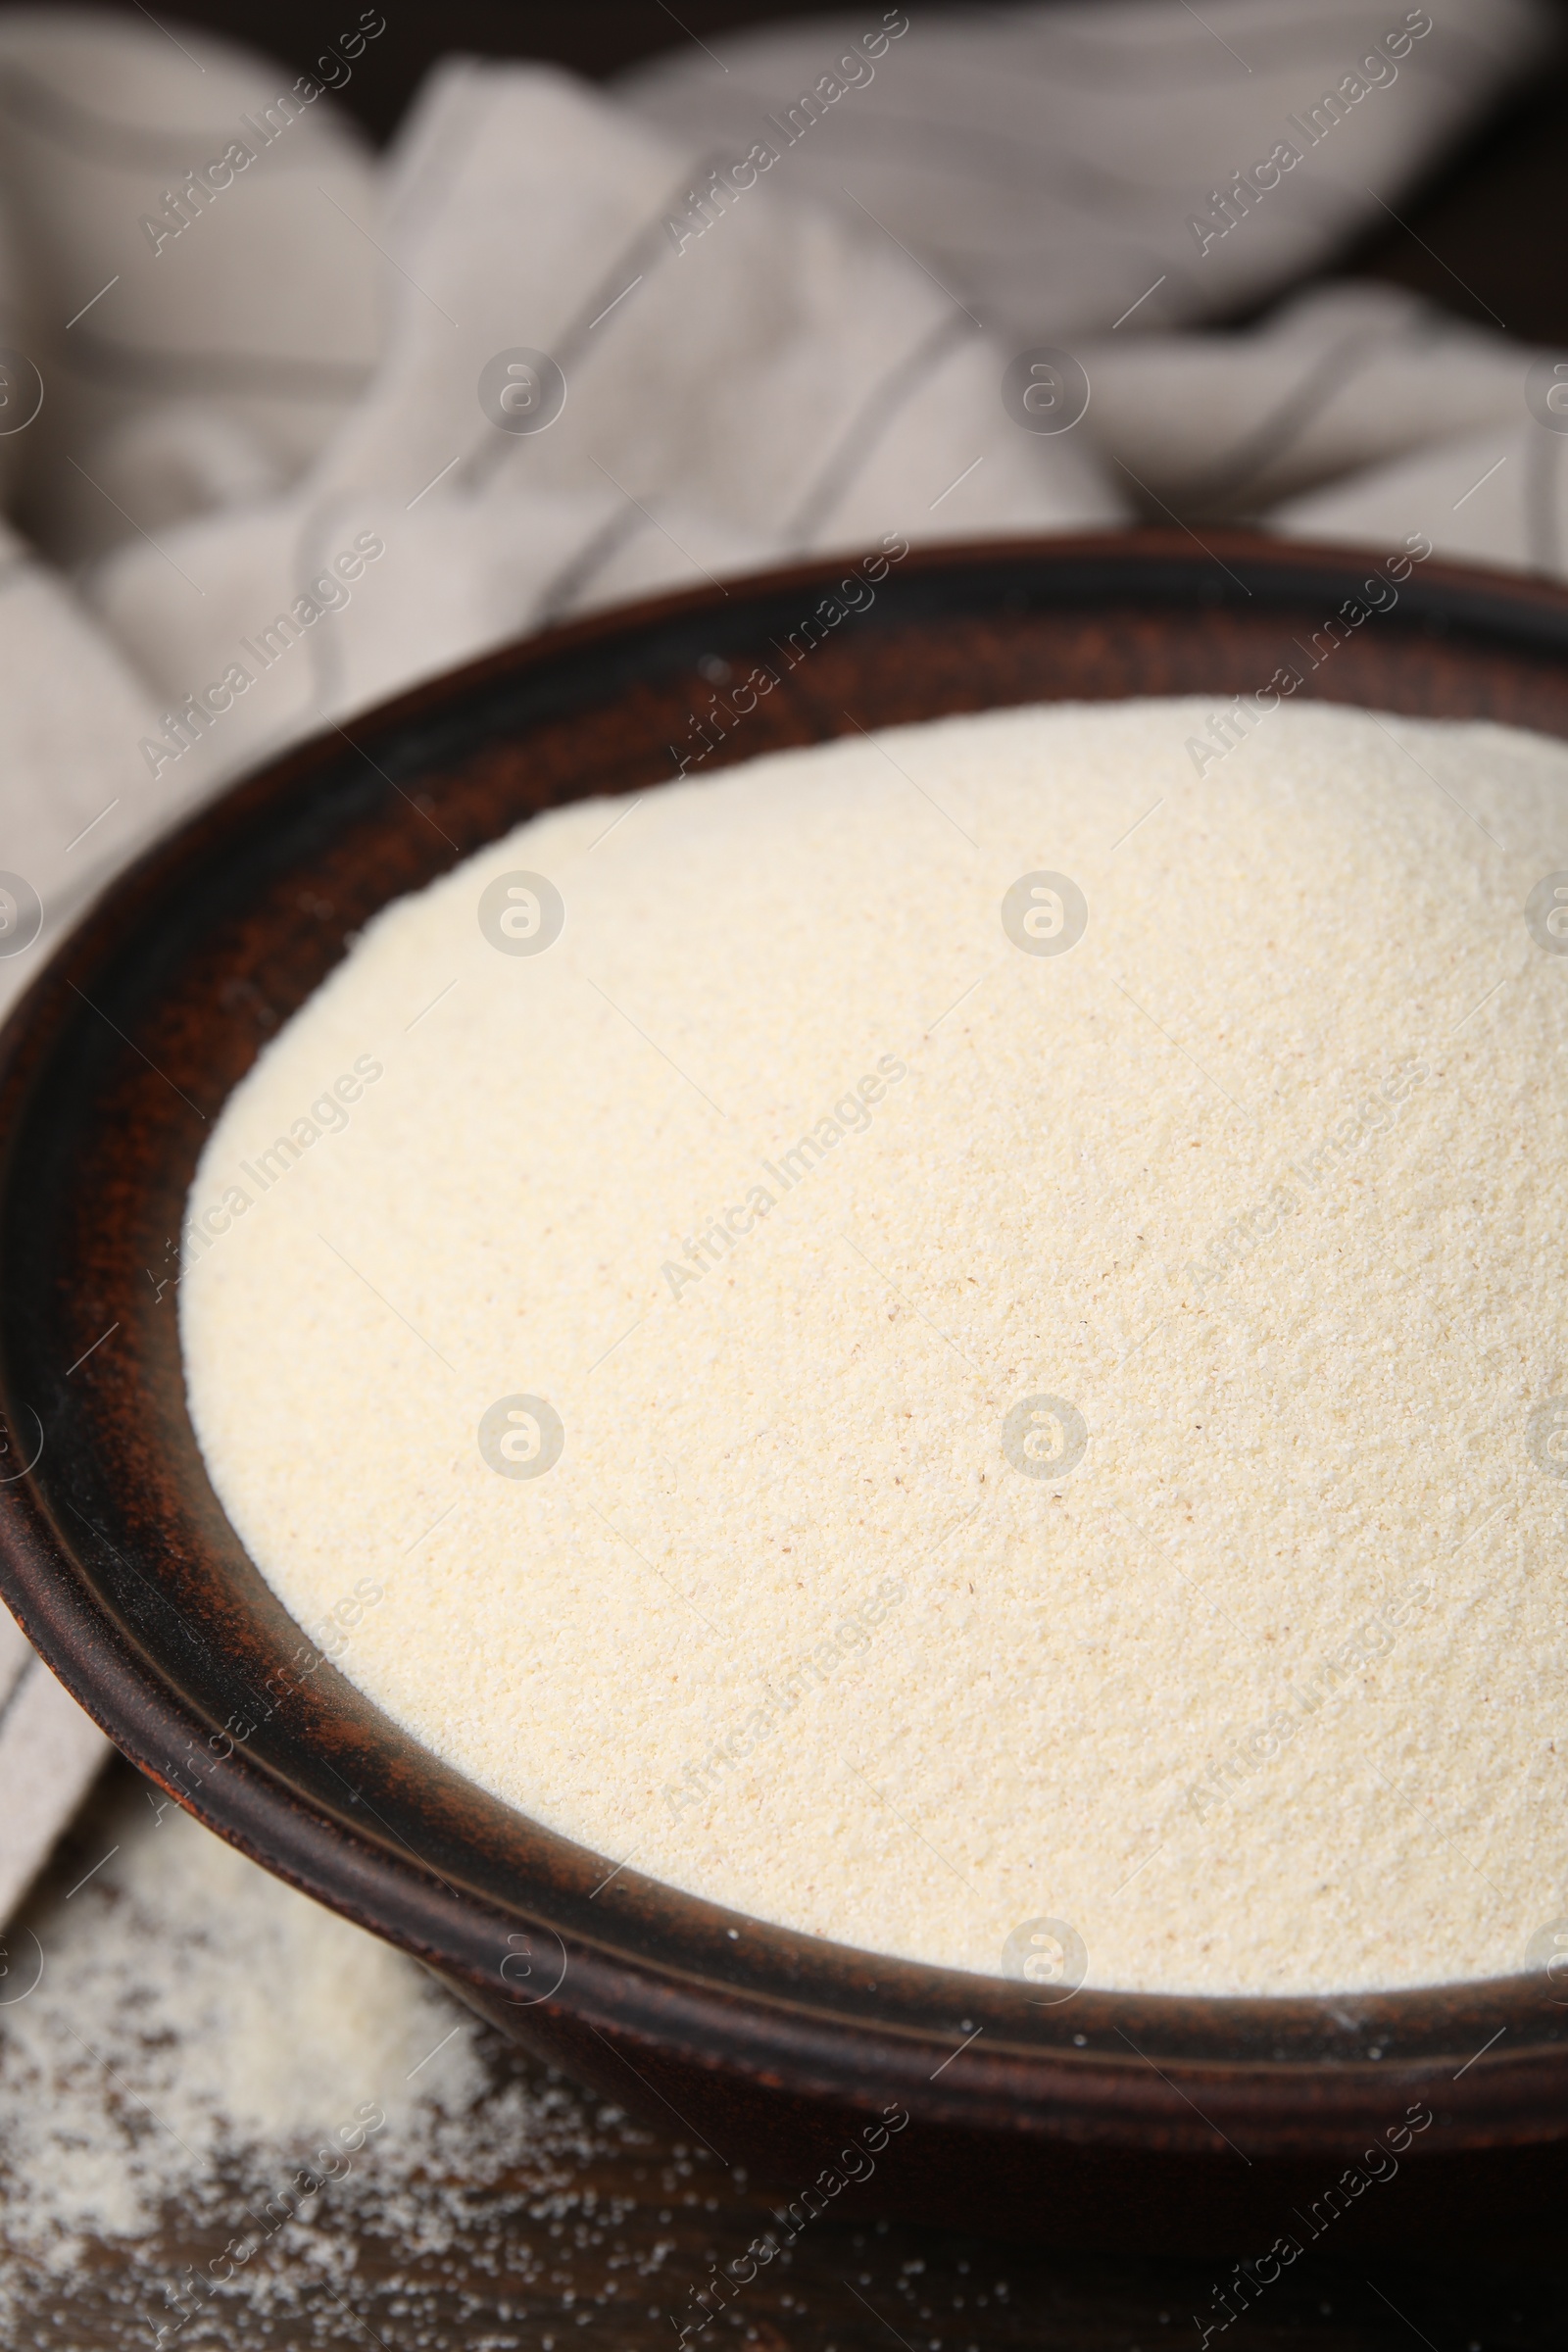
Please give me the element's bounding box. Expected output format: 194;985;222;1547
181;696;1568;1997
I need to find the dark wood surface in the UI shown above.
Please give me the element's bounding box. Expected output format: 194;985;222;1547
6;1757;1567;2352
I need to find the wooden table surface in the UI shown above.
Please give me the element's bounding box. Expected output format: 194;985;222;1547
24;2166;1568;2352
0;1764;1563;2352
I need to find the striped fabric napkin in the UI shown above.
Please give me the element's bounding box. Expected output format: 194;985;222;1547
0;1604;110;1924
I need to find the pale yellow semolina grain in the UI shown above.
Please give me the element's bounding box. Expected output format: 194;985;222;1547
180;696;1568;1997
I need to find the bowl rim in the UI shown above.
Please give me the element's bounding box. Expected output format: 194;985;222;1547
5;525;1568;2159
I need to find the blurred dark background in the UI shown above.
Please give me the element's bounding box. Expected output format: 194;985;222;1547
95;0;1568;343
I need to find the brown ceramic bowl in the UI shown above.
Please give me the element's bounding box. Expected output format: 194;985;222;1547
4;530;1568;2257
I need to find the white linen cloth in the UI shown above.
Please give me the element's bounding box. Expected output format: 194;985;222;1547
0;0;1554;1919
